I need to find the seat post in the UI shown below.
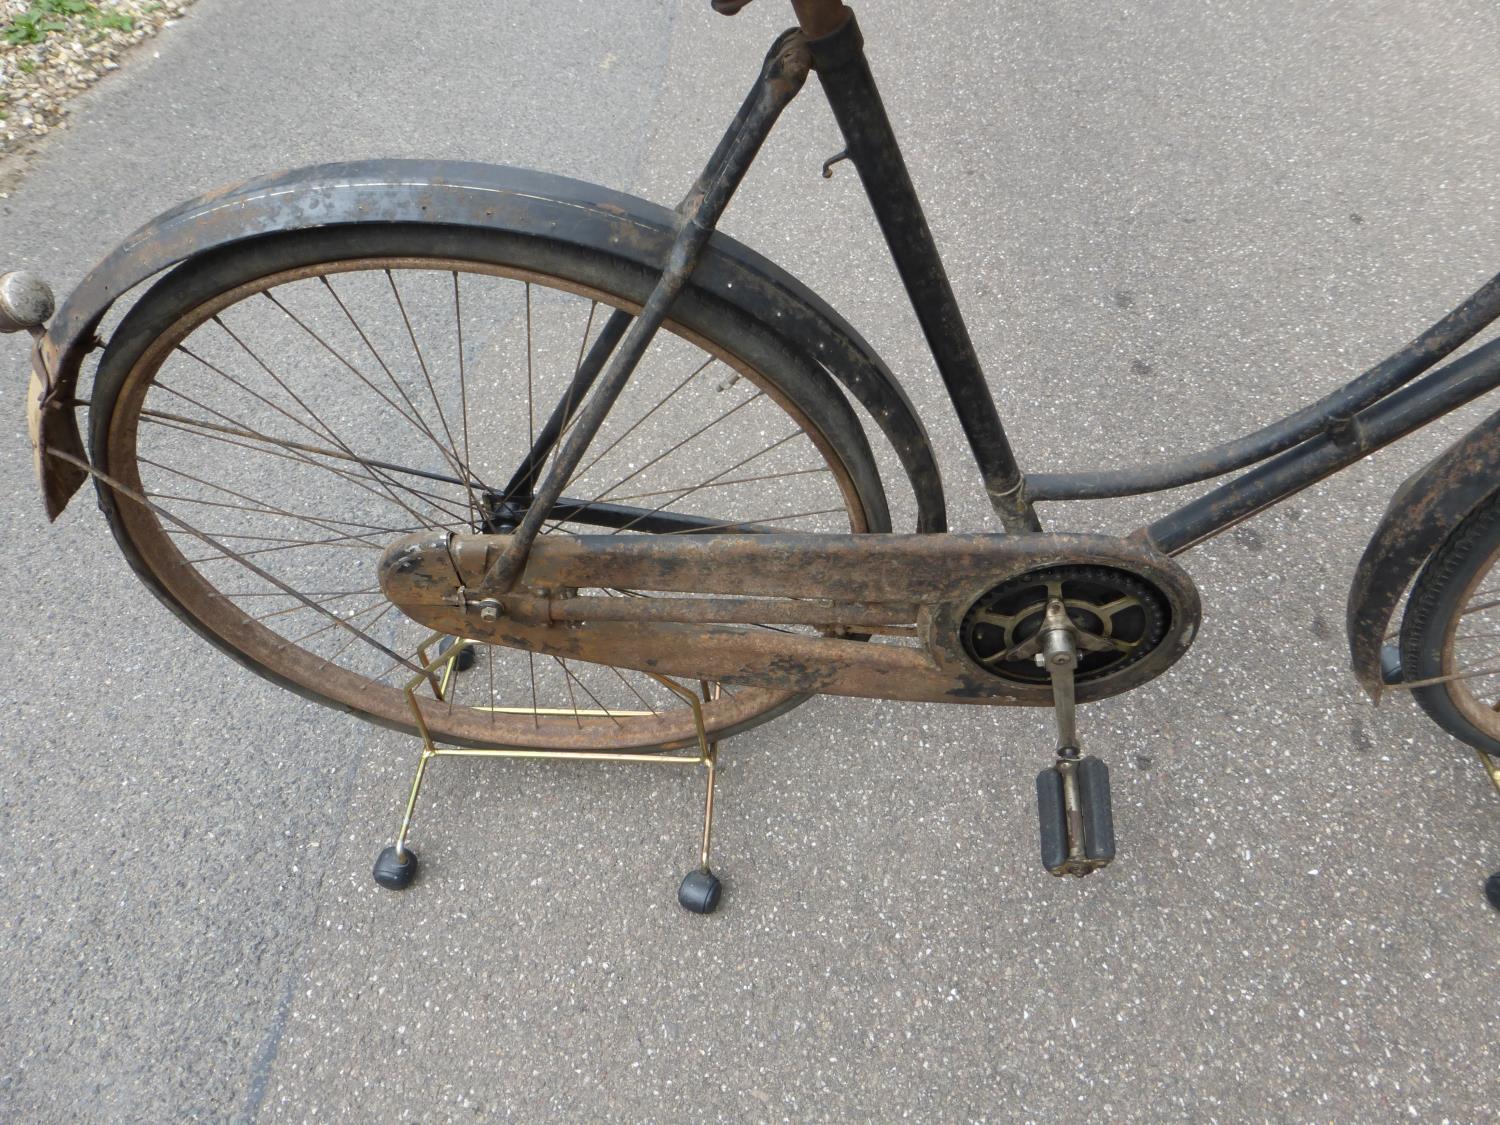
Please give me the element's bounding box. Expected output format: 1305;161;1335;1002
791;0;851;38
712;1;851;40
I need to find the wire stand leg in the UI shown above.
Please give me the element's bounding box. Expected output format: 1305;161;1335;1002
370;641;730;913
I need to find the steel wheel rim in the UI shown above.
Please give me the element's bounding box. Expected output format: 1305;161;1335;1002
102;254;871;750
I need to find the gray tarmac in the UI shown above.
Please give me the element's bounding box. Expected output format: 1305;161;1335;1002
2;1;1498;1120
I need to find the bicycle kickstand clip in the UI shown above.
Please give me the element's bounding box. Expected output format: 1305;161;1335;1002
1033;598;1117;877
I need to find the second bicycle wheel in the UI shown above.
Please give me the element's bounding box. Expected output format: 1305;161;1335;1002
89;224;889;750
1401;491;1500;755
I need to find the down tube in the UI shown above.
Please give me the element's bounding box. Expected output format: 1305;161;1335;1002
804;13;1040;534
1142;333;1500;555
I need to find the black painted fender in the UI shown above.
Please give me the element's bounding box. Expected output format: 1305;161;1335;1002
30;159;946;529
1348;404;1500;699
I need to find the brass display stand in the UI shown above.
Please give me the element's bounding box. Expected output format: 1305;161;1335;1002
372;634;725;913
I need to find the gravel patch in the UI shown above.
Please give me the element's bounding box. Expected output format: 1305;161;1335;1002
0;0;192;153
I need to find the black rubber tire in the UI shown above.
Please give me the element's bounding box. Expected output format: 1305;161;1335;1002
87;224;894;751
1400;491;1500;755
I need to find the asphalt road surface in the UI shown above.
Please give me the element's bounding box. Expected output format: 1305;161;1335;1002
2;1;1498;1120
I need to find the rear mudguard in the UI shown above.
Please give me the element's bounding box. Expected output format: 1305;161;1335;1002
29;159;946;528
1348;404;1500;699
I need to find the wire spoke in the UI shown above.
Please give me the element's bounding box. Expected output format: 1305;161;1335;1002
556;659;624;728
320;273;471;482
384;269;478;520
556;300;600;446
281;597;393;649
312;602;403;673
252;589;382;623
525;281;536;452
143;406;472;490
143;413;460;531
453;271;477;528
199;321;449;530
165;527;393;549
50;448;421;675
209;588;380;599
140;457;409;543
179;533;387;565
555;656;584;729
658;507;848;535
143;385;459;527
609;666;659;715
604;465;831;503
607;430;803;536
1461;596;1500;619
588;390;765;502
528;651;540;728
144;486;413;538
569;356;715;485
261;288;473;486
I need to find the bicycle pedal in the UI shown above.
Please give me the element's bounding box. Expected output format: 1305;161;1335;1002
1036;754;1115;877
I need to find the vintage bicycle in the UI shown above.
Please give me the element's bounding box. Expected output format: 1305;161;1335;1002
10;0;1500;913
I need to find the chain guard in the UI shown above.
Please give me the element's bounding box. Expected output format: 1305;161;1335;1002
381;530;1202;706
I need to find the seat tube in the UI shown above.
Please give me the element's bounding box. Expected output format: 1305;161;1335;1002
804;10;1040;534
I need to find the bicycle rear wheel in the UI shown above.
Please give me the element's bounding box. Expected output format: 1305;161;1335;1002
89;224;889;750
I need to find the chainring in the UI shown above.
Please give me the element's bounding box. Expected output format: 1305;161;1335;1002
960;565;1171;686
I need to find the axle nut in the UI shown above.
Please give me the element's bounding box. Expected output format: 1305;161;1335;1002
0;271;55;333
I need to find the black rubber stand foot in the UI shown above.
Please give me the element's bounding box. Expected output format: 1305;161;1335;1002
439;635;476;671
373;845;418;890
1486;871;1500;911
678;869;722;914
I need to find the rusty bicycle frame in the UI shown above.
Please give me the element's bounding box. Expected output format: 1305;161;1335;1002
393;0;1500;702
25;0;1500;702
15;0;1500;902
381;0;1500;892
